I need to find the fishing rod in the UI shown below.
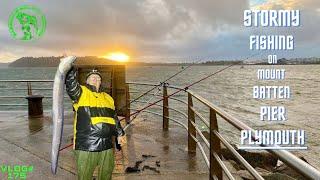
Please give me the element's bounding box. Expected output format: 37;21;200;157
123;86;162;131
120;52;261;124
121;56;222;130
117;57;206;113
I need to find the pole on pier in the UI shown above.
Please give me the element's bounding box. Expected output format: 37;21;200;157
125;85;131;124
162;84;169;131
27;82;32;95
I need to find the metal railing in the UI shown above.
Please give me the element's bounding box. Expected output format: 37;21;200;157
1;80;320;179
0;80;49;107
127;81;320;180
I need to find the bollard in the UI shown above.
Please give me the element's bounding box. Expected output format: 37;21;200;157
25;95;44;117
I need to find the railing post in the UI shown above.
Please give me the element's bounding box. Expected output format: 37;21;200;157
125;85;130;124
163;84;169;131
210;108;222;180
188;92;196;153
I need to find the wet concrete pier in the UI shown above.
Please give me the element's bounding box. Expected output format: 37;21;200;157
0;111;208;179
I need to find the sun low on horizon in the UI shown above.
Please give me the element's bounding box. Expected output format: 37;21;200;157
101;52;130;62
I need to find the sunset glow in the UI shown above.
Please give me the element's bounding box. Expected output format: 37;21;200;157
103;52;129;62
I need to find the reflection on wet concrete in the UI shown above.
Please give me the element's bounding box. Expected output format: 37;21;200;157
163;145;169;152
0;111;209;179
114;116;208;178
187;152;197;172
28;116;44;134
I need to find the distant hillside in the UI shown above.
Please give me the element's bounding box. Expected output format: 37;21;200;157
8;56;200;67
284;57;320;64
9;56;119;67
203;57;320;65
201;60;243;65
253;57;320;65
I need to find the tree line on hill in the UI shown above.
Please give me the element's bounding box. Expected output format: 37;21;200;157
7;56;320;67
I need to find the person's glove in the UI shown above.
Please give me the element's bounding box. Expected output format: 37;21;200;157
115;137;122;150
118;136;127;145
115;136;127;151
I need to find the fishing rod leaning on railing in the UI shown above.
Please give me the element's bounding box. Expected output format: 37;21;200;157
117;57;206;113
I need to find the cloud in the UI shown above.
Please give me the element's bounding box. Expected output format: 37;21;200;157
247;0;320;58
0;0;319;62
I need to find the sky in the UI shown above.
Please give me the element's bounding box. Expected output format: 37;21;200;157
0;0;319;63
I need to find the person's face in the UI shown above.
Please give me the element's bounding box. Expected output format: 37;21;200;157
87;74;101;91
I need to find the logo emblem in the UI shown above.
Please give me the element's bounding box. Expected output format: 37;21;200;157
8;5;46;41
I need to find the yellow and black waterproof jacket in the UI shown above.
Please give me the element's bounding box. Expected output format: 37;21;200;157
65;68;124;152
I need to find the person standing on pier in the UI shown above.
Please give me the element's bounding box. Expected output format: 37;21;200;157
65;63;126;180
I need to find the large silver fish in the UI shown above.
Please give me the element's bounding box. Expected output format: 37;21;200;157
51;56;76;174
